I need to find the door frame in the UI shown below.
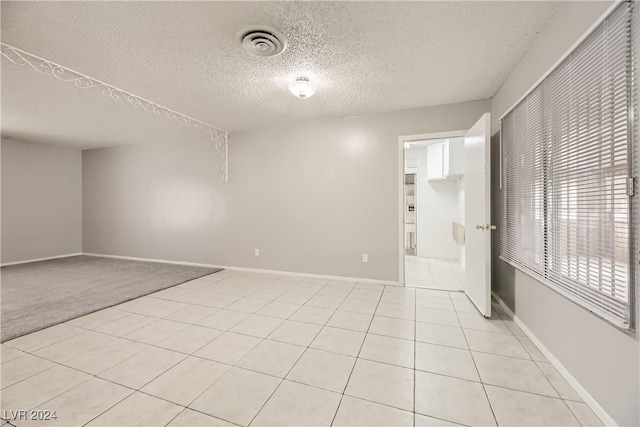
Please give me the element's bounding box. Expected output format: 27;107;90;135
397;130;467;286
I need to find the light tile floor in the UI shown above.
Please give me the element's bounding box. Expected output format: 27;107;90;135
405;257;464;291
1;270;602;427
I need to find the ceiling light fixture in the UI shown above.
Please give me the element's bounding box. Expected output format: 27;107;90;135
288;77;317;99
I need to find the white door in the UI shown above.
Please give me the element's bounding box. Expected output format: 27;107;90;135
464;113;492;317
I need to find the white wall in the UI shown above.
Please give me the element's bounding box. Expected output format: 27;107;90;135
82;100;490;281
82;136;225;266
1;138;82;264
491;2;639;425
455;176;465;268
406;146;461;261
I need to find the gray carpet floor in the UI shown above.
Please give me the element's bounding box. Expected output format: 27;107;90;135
1;255;221;342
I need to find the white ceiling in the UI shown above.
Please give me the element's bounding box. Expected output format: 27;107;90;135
1;1;559;149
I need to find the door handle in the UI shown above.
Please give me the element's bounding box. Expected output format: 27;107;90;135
476;224;497;231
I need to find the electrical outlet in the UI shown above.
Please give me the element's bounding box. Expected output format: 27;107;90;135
254;249;260;256
362;254;368;263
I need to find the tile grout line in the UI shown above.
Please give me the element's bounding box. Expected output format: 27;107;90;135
2;279;242;425
4;300;558;398
62;285;267;427
4;276;589;426
16;333;575;424
456;301;500;427
412;288;475;427
13;365;134;424
135;364;427;427
328;283;383;427
50;285;491;342
78;338;194;425
79;281;274;426
530;359;586;403
81;387;137;426
4;295;549;392
125;277;347;425
244;278;332;427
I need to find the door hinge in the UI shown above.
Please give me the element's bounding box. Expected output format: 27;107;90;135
627;177;636;197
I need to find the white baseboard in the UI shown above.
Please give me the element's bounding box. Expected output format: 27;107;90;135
0;253;83;267
492;292;617;427
82;252;225;269
82;252;400;286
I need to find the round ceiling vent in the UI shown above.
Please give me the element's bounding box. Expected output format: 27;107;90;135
239;26;287;57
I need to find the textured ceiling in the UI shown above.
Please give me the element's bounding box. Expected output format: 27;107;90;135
1;1;558;147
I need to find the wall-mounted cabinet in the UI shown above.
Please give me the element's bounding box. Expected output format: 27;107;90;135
426;139;464;181
405;157;418;173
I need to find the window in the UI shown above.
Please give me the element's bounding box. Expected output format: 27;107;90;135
500;2;635;329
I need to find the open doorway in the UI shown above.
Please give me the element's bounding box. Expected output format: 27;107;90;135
398;114;492;316
402;136;466;291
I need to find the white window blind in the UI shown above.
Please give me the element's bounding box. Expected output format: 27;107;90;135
500;1;635;329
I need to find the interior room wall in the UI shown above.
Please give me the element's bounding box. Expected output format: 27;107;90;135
405;146;460;261
455;176;465;267
1;137;82;264
82;136;226;266
490;1;639;425
82;99;490;282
